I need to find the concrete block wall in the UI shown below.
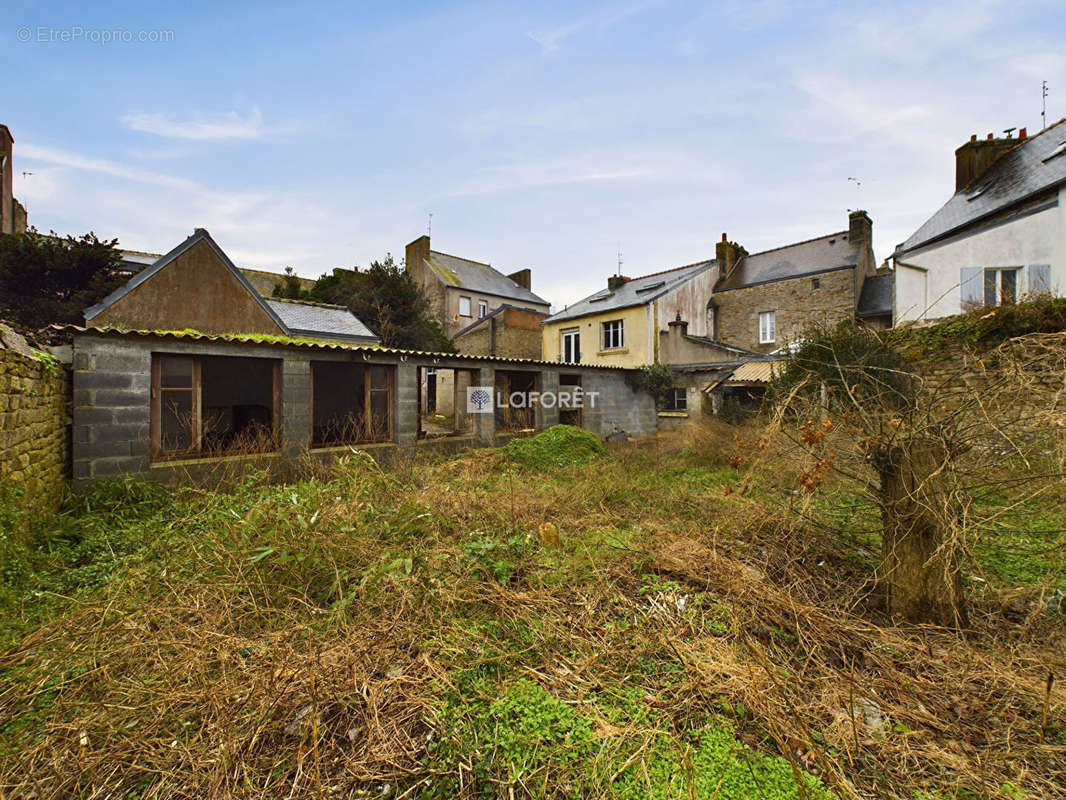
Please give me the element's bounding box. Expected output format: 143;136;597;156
71;338;151;480
0;345;70;513
71;333;659;484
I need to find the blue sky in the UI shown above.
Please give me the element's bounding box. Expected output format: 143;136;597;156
2;0;1063;308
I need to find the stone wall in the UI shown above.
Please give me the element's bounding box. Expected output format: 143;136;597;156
715;266;855;353
0;328;70;514
455;307;546;360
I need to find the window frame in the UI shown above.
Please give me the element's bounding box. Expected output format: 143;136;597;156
309;361;395;448
983;267;1021;306
600;319;625;350
458;296;472;317
477;299;488;318
150;354;281;462
662;387;688;412
561;327;581;363
758;310;776;344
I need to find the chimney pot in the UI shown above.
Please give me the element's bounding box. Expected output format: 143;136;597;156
970;134;977;142
987;133;994;140
955;132;1017;192
1020;127;1027;139
721;233;727;242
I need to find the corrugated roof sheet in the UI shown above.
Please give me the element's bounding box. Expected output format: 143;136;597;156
729;359;781;383
264;298;379;342
58;325;630;369
716;233;857;291
896;119;1066;255
425;251;549;306
856;273;893;318
544;260;715;324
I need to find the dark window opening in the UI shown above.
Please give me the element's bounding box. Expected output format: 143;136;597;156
559;373;583;427
418;366;476;439
662;387;688;412
311;361;394;447
152;354;279;461
494;370;537;431
811;278;820;289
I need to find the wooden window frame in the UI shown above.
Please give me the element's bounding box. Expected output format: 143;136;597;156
150;354;281;462
759;310;776;344
309;361;395;448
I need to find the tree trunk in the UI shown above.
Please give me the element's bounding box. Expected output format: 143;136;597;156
878;438;968;627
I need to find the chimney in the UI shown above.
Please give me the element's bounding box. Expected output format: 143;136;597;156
955;130;1018;192
0;125;14;236
848;210;872;246
405;234;431;275
715;233;746;277
508;268;531;290
607;274;631;291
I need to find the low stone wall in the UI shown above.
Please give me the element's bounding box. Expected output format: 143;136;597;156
0;329;70;515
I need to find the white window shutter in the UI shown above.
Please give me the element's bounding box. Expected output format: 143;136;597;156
1028;264;1051;294
960;267;982;307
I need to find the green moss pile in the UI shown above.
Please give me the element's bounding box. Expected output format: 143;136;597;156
502;424;607;470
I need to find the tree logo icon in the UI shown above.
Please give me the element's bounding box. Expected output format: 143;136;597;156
467;387;493;413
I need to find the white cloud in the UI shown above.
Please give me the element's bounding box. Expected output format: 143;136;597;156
526;1;658;53
19;143;198;190
120;107;266;141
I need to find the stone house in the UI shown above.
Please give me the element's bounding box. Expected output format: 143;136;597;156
404;235;550;342
86;228;380;345
893;121;1066;323
404;235;550;418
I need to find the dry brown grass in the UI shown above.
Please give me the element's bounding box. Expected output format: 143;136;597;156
0;429;1064;798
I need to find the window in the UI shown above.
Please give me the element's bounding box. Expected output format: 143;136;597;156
151;354;280;461
601;319;624;350
561;328;580;363
458;296;472;317
758;310;776;344
706;302;717;339
811;278;821;290
559;374;582;426
311;362;394;446
962;266;1023;308
662;388;688;412
477;300;488;318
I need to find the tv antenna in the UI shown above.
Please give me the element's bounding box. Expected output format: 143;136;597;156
21;171;33;179
1042;80;1049;130
427;212;433;236
616;243;623;275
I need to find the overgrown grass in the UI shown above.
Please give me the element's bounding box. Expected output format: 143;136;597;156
0;429;1063;799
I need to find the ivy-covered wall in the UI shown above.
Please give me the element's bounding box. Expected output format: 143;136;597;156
0;327;70;516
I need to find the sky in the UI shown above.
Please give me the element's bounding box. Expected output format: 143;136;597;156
2;0;1064;310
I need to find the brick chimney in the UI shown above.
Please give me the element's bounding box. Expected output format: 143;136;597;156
0;125;14;235
508;268;531;290
955;132;1018;192
607;274;631;291
715;233;745;277
848;210;872;246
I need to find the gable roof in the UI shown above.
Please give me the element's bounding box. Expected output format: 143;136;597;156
86;229;379;344
453;303;548;339
715;232;858;292
544;260;715;324
264;298;379;342
896;119;1066;256
423;250;549;306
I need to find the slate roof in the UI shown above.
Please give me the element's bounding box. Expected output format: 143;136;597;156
424;250;549;306
544;260;715;324
896;119;1066;256
715;232;858;292
264;298;379;342
856;273;893;318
